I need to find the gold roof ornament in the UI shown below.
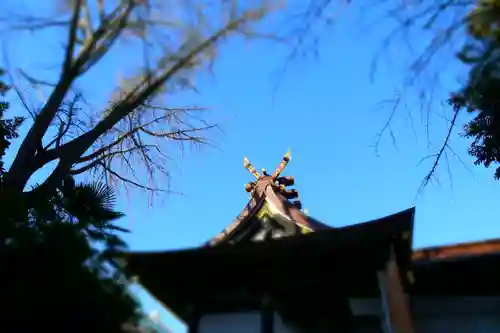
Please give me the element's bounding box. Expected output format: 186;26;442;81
243;156;261;179
272;149;291;179
243;150;293;193
243;150;291;179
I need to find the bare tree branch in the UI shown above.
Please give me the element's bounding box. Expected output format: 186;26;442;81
63;0;83;74
372;92;403;155
43;93;80;149
4;2;138;191
99;160;165;193
2;0;280;203
419;106;461;191
277;0;480;190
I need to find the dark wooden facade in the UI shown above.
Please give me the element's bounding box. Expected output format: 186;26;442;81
122;152;500;333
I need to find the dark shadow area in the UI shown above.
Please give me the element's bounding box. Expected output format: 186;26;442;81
0;70;160;333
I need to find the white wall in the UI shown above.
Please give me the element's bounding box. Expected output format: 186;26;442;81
349;296;500;333
414;315;500;333
198;312;261;333
195;297;500;333
412;297;500;333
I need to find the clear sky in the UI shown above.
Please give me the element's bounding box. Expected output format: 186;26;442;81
2;1;500;332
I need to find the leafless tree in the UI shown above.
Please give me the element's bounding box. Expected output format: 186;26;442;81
0;0;282;206
281;0;480;188
368;0;476;189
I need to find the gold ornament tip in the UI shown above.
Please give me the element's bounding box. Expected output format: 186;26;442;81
243;157;250;167
285;149;291;160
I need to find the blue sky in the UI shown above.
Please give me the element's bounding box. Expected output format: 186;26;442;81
2;1;499;332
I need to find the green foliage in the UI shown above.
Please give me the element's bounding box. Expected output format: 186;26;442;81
1;180;143;332
467;0;500;40
2;222;139;332
0;180;142;331
450;0;500;180
0;69;24;174
450;67;500;178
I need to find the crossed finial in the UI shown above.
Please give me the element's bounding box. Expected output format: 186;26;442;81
243;150;302;210
243;150;291;180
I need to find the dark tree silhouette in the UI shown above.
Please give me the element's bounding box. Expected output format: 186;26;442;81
450;2;500;179
0;69;157;333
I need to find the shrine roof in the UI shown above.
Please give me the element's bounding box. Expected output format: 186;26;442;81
118;153;500;317
120;208;416;318
205;151;332;246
